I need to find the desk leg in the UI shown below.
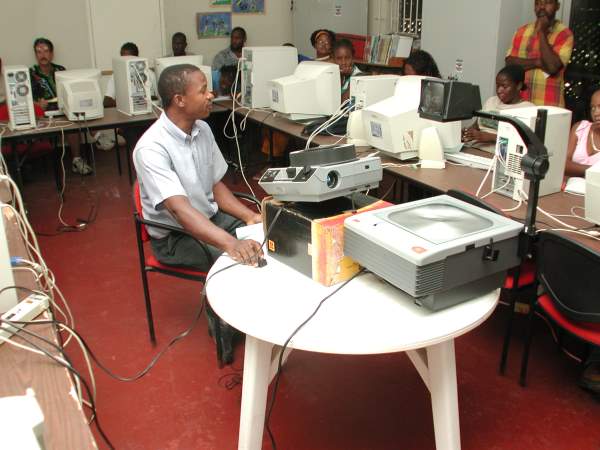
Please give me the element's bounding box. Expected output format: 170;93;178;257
239;335;273;450
426;339;461;450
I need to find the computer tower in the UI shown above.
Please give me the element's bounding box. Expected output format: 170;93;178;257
492;106;572;200
2;65;36;131
112;56;152;116
241;46;298;109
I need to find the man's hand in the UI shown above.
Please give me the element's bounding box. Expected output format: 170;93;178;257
245;213;262;225
535;16;552;35
225;239;263;266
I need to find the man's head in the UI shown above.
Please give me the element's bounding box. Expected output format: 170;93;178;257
230;27;247;52
172;32;188;57
219;64;238;96
534;0;560;22
333;39;354;76
33;38;54;66
158;64;213;119
120;42;139;57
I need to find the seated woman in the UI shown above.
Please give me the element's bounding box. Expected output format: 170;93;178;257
218;64;240;98
333;39;362;102
565;87;600;176
310;29;335;62
403;50;441;78
462;65;534;153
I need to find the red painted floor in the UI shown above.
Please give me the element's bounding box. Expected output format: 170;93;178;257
21;148;600;450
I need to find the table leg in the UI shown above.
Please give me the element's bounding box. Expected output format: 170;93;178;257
238;335;273;450
426;339;461;450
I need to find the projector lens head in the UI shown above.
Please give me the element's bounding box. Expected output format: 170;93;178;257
326;171;339;189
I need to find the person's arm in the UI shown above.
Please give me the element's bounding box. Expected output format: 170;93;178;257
564;122;590;177
462;126;497;144
213;181;261;224
505;56;541;71
163;195;262;265
536;18;564;75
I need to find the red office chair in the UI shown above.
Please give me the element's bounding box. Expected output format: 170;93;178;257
133;181;260;366
519;231;600;386
446;189;538;374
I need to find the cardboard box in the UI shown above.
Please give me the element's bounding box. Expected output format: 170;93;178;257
263;194;391;286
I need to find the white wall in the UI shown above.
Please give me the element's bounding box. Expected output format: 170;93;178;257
0;0;292;70
1;0;92;69
421;0;542;103
163;0;293;65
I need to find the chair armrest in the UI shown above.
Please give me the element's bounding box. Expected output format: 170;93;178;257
134;213;215;266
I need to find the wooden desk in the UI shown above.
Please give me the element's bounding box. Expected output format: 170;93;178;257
0;207;96;449
382;160;599;251
2;108;159;187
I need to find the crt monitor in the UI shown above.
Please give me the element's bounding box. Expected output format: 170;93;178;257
55;69;103;121
362;75;462;159
154;55;212;92
418;78;482;122
268;61;341;121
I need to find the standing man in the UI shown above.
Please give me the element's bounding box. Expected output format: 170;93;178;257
133;64;262;364
211;26;246;72
30;38;91;175
505;0;574;107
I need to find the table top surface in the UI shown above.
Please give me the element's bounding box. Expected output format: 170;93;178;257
206;252;499;355
2;107;159;140
0;208;96;449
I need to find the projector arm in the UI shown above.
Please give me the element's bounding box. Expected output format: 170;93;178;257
473;109;550;258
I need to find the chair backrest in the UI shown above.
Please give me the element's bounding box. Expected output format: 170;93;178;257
133;181;151;243
537;231;600;323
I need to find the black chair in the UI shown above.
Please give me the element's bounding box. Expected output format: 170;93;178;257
520;231;600;386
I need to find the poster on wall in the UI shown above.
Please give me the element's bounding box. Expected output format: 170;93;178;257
232;0;265;14
210;0;231;6
197;12;232;38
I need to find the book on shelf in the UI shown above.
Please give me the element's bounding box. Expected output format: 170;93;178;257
363;34;414;65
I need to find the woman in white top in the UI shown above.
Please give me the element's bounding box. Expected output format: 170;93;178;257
462;65;534;153
565;88;600;176
310;29;335;62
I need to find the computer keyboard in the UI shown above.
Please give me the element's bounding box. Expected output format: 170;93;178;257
445;152;494;171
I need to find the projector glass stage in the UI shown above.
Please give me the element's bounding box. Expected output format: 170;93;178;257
382;203;493;245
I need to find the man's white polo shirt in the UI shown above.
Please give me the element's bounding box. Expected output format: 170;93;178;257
133;113;228;239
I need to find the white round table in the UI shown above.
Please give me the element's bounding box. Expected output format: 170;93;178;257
207;253;499;450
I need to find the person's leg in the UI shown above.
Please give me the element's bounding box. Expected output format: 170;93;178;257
66;133;92;175
581;346;600;397
150;211;247;365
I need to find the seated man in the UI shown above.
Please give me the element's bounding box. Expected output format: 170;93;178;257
168;32;194;57
133;64;262;363
212;27;246;72
29;38;91;175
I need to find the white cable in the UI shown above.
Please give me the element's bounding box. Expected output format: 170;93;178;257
481;171;511;200
223;57;258;199
304;99;355;150
536;228;600;242
475;153;498;198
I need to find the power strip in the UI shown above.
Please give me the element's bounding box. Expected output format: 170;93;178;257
0;294;50;344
